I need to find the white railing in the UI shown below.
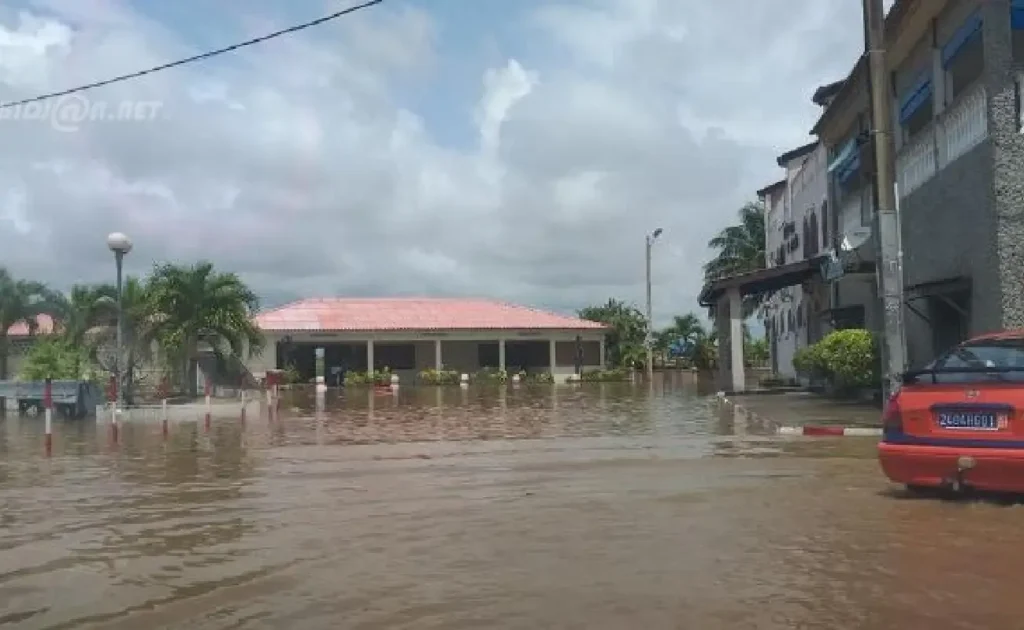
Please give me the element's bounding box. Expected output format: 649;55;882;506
895;84;987;198
895;126;936;197
938;86;987;166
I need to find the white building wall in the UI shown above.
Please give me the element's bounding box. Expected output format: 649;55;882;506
762;143;828;378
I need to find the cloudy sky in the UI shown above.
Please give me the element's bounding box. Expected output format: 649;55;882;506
0;0;871;326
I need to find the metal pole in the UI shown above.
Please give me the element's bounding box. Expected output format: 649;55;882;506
645;235;654;382
863;0;906;398
115;250;125;410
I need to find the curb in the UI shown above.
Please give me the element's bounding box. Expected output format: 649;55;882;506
715;392;881;438
776;426;882;437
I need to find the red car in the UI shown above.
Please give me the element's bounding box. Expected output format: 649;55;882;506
878;330;1024;494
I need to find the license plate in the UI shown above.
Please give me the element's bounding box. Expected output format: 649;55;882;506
936;410;1009;431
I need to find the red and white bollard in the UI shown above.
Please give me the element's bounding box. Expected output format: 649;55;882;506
161;398;169;439
43;377;53;456
240;390;247;426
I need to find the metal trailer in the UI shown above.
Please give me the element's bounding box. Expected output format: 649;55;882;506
0;380;105;419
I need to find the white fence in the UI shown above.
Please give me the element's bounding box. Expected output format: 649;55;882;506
896;84;988;198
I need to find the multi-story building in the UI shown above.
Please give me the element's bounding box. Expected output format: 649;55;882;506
812;0;1024;368
759;138;831;377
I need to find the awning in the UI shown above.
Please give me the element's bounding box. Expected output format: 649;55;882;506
827;138;857;173
698;255;829;307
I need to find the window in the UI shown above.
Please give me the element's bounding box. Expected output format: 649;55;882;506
374;343;415;370
801;217;810;259
820;201;829;249
1013;0;1024;61
860;184;873;228
943;11;984;102
912;339;1024;384
808;212;819;255
898;71;933;139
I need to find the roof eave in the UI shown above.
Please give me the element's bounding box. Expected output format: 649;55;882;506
775;141;818;167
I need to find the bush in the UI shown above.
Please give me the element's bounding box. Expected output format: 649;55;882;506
418;368;462;385
792;344;825;377
580;367;632;382
519;370;554;384
474;367;508;383
794;329;880;393
344;368;392;386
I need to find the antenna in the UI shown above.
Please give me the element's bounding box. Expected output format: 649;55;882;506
840;227;872;252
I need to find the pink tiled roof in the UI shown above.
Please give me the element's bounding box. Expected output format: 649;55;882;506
6;314;56;337
254;298;608;332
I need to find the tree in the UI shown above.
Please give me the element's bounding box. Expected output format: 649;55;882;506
578;298;648;369
703;202;767;317
146;262;263;397
85;277;158;404
51;284;117;347
654;313;708;366
0;268;60;379
19;337;91;381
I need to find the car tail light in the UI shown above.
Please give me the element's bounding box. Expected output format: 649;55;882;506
882;392;903;433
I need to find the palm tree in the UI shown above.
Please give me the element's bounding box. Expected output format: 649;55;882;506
69;278;158;403
146;262;263;396
52;284;117;347
0;268;60;379
579;298;648;369
703;201;767;317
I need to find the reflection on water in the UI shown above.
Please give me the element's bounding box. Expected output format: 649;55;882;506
0;379;1021;629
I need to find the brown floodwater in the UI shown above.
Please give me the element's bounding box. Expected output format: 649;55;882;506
1;379;1022;629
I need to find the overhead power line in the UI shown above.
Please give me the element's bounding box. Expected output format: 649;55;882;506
0;0;384;110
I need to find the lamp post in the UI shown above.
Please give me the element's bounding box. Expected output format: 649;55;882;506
107;232;132;410
645;227;663;382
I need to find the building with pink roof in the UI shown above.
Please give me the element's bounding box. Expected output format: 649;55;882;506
250;298;609;383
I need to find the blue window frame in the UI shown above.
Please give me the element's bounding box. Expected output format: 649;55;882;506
943;11;983;65
898;72;932;125
1012;0;1024;30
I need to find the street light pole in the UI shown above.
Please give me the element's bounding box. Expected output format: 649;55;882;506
645;228;663;382
107;232;132;410
863;0;906;399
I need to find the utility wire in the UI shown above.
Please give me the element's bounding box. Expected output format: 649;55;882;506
0;0;384;110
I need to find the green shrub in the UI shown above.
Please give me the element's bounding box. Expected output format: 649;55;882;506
792;344;824;377
474;367;508;383
344;368;392;386
519;370;554;384
814;328;880;390
580;367;632;382
793;329;880;392
418;368;462;385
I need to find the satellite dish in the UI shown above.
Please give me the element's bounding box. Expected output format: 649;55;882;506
840;227;872;252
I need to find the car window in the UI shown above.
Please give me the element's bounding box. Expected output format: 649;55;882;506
923;339;1024;383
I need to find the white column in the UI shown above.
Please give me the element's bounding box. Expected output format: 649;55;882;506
599;337;606;368
549;339;557;374
434;339;442;370
366;340;375;372
728;287;745;393
498;339;506;371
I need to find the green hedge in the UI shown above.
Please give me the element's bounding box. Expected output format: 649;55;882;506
793;328;880;392
580;367;632;382
344;368;393;386
417;368;462;385
474;368;508;383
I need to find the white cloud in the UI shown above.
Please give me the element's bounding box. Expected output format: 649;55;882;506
0;0;866;325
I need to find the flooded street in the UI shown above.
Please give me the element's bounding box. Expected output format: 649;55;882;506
1;382;1021;629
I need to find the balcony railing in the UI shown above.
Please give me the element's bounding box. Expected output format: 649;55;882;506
895;84;987;198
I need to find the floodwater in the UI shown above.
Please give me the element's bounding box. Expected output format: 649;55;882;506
1;379;1022;629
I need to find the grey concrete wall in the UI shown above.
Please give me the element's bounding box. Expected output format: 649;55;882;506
900;139;1000;330
983;1;1024;330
